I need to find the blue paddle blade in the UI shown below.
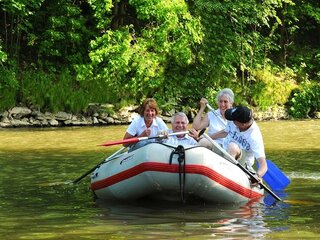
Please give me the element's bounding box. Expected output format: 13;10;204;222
258;159;291;191
263;191;289;207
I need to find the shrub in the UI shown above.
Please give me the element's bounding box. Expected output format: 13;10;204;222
250;67;297;110
288;81;320;118
0;66;18;112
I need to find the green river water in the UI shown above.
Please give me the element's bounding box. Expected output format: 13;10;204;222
0;120;320;239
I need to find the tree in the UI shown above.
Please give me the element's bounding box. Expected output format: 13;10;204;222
76;0;203;108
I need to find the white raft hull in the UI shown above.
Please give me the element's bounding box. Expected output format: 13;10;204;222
90;143;264;203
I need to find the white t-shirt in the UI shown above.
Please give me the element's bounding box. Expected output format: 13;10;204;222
223;121;266;167
126;115;169;138
207;110;227;145
164;130;198;147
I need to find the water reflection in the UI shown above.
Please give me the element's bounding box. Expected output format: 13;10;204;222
93;195;292;239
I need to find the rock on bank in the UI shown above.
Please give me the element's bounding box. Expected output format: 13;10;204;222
0;104;289;128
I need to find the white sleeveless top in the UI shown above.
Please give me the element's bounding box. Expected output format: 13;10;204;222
207;109;227;145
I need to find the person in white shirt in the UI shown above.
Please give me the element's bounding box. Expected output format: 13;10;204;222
193;88;234;149
164;112;199;147
123;98;169;151
210;105;267;179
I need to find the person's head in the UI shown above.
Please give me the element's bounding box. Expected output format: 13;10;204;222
225;105;253;130
171;112;189;133
139;98;160;120
216;88;234;114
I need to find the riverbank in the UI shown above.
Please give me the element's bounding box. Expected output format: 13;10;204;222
0;104;299;128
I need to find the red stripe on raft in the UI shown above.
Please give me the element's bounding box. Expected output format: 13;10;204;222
90;162;262;199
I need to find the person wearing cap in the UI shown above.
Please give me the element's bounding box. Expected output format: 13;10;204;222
209;105;268;179
193;88;234;150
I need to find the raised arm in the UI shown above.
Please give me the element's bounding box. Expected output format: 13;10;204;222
193;98;209;130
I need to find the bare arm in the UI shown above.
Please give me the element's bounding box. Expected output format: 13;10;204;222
210;129;228;140
193;98;209;130
256;157;267;178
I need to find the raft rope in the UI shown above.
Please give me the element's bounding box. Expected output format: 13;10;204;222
169;145;186;204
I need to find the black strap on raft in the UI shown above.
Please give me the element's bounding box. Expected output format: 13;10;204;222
169;145;186;204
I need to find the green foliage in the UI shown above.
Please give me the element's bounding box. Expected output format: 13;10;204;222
273;1;320;81
0;66;19;111
87;0;113;29
288;47;320;82
3;66;121;114
80;0;203;105
33;0;94;68
288;81;320;118
190;0;288;91
250;66;297;110
0;45;7;63
16;69;86;113
1;0;44;61
0;0;320;117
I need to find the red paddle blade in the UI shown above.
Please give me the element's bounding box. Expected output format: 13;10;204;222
98;137;140;147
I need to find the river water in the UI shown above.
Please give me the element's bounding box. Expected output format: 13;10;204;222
1;120;320;239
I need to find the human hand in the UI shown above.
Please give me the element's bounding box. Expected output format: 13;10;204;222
188;128;199;140
141;128;151;137
200;98;208;107
157;130;169;139
250;174;262;187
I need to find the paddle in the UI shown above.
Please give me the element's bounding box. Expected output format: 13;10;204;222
98;131;189;147
257;159;291;191
202;133;282;201
73;147;126;184
206;103;290;191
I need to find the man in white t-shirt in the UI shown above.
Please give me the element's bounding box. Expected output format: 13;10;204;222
210;106;267;179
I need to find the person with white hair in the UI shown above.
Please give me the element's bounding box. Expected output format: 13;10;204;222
193;88;234;150
163;112;199;146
